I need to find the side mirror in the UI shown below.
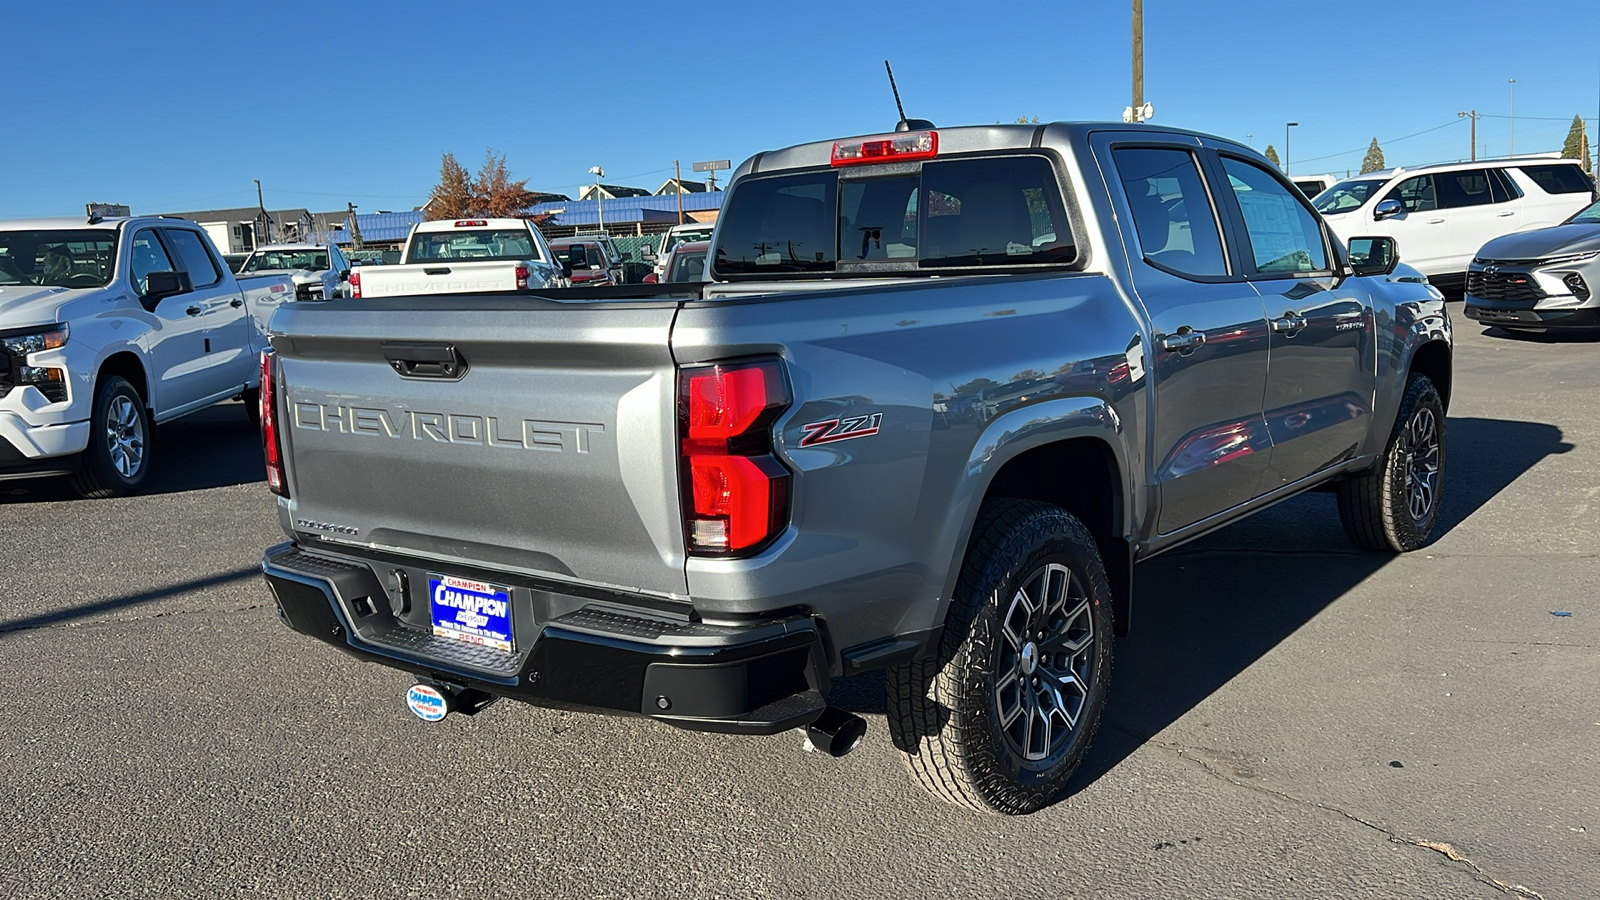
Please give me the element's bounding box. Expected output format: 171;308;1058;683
339;269;350;282
640;245;656;260
560;261;573;278
143;270;192;304
1373;199;1404;221
1347;236;1398;277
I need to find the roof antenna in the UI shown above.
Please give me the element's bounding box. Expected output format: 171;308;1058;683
885;60;934;132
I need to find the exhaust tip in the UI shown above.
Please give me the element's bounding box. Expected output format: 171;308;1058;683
805;707;867;757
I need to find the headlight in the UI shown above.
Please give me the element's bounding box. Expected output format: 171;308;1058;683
0;323;69;356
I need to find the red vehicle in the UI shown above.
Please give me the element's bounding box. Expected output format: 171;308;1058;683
548;238;623;286
642;239;709;284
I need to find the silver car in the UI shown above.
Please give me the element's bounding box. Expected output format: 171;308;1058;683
1464;198;1600;331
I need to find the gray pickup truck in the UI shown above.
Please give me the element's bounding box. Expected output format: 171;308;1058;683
259;122;1452;815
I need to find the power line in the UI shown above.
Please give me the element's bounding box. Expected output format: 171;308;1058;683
1293;119;1467;166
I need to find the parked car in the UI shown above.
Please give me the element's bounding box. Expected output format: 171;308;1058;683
1315;158;1594;293
643;239;709;283
1291;173;1341;199
1463;197;1600;331
238;242;352;300
0;216;293;496
548;237;623;286
350;218;566;298
259;121;1450;815
646;222;716;280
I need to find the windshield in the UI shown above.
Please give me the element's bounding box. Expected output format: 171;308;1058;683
713;154;1076;276
0;230;117;288
1312;180;1385;214
668;249;708;282
552;243;603;268
242;249;329;272
406;229;542;263
1567;199;1600;225
662;228;714;256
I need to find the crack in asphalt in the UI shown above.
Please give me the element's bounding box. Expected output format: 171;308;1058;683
1119;727;1550;899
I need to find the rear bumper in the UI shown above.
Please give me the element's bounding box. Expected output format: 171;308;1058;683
260;542;831;734
1463;303;1600;329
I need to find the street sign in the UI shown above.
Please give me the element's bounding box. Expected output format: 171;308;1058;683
86;203;130;218
692;160;730;173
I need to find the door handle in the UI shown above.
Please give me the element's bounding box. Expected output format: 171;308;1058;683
185;305;203;316
229;298;244;308
1497;211;1515;217
1158;329;1206;353
1426;218;1445;224
1271;312;1308;335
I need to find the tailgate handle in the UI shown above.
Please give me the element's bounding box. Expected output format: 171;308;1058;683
382;342;467;379
424;267;452;275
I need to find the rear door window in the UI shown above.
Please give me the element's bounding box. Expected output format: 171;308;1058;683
1110;147;1229;278
1517;164;1594;194
161;228;222;288
1435;169;1495;208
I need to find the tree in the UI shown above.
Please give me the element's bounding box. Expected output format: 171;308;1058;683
426;152;474;220
425;148;540;220
472;148;540;218
1360;137;1386;174
1014;116;1040;124
1263;145;1280;167
1561;115;1589;173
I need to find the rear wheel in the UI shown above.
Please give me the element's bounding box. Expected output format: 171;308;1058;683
884;500;1113;815
71;376;151;499
1337;374;1445;551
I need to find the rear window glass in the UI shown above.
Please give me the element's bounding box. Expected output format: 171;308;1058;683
408;229;541;263
712;154;1075;276
1518;164;1594;194
669;250;707;282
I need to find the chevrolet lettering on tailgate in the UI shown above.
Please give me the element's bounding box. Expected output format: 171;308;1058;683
291;402;604;453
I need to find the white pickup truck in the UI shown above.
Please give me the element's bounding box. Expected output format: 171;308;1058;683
238;242;353;301
0;215;293;496
350;218;567;298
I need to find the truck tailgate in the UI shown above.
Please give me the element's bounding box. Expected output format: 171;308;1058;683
270;297;687;598
361;262;521;297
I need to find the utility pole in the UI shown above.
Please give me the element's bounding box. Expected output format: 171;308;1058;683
347;202;364;250
675;160;683;226
1509;78;1516;157
1285;122;1298;175
1458;110;1478;160
1132;0;1143;119
254;178;273;244
589;166;605;234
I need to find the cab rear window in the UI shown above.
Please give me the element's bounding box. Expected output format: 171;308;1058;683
713;155;1075;276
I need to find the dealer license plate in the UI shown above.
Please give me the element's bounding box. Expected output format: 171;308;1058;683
428;574;513;653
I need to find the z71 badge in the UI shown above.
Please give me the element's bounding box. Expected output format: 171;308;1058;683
799;413;883;447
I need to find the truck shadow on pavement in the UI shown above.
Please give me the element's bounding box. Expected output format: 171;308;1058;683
0;568;259;635
1481;326;1600;344
830;416;1570;794
1;402;263;504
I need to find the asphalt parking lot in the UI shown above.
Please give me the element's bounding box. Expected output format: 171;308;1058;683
2;310;1595;900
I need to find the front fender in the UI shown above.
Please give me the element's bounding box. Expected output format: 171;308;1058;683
1364;273;1452;458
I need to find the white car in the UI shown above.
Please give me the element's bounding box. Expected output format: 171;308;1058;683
1291;173;1341;199
238;242;352;300
1314;159;1594;293
351;218;567;298
647;222;716;280
0;216;292;496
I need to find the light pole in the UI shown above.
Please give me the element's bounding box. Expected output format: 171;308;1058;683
1458;110;1478;161
1508;78;1516;157
1246;133;1253;147
1285;122;1298;174
588;166;605;234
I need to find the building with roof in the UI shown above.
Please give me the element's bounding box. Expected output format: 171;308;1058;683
160;206;317;253
654;178;709;195
577;184;651;201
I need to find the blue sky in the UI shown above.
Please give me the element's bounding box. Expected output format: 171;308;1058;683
4;0;1597;218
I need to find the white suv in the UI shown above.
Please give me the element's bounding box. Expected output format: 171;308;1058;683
1314;158;1594;292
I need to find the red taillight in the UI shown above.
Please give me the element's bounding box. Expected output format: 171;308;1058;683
454;219;488;227
349;269;361;298
831;130;938;166
678;360;790;554
515;263;530;290
260;351;288;498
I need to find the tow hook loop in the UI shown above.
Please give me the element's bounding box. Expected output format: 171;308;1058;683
803;707;867;757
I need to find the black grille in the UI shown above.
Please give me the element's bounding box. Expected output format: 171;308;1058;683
1467;270;1543;304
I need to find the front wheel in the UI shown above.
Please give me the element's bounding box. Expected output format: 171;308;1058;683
71;376;152;499
884;500;1113;815
1337;374;1446;551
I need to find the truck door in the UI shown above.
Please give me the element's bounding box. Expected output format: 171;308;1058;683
1095;136;1273;535
161;227;254;397
129;228;212;415
1210;153;1376;489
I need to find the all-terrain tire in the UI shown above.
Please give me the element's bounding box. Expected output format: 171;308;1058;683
71;376;151;499
1337;374;1446;552
884;500;1113;815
